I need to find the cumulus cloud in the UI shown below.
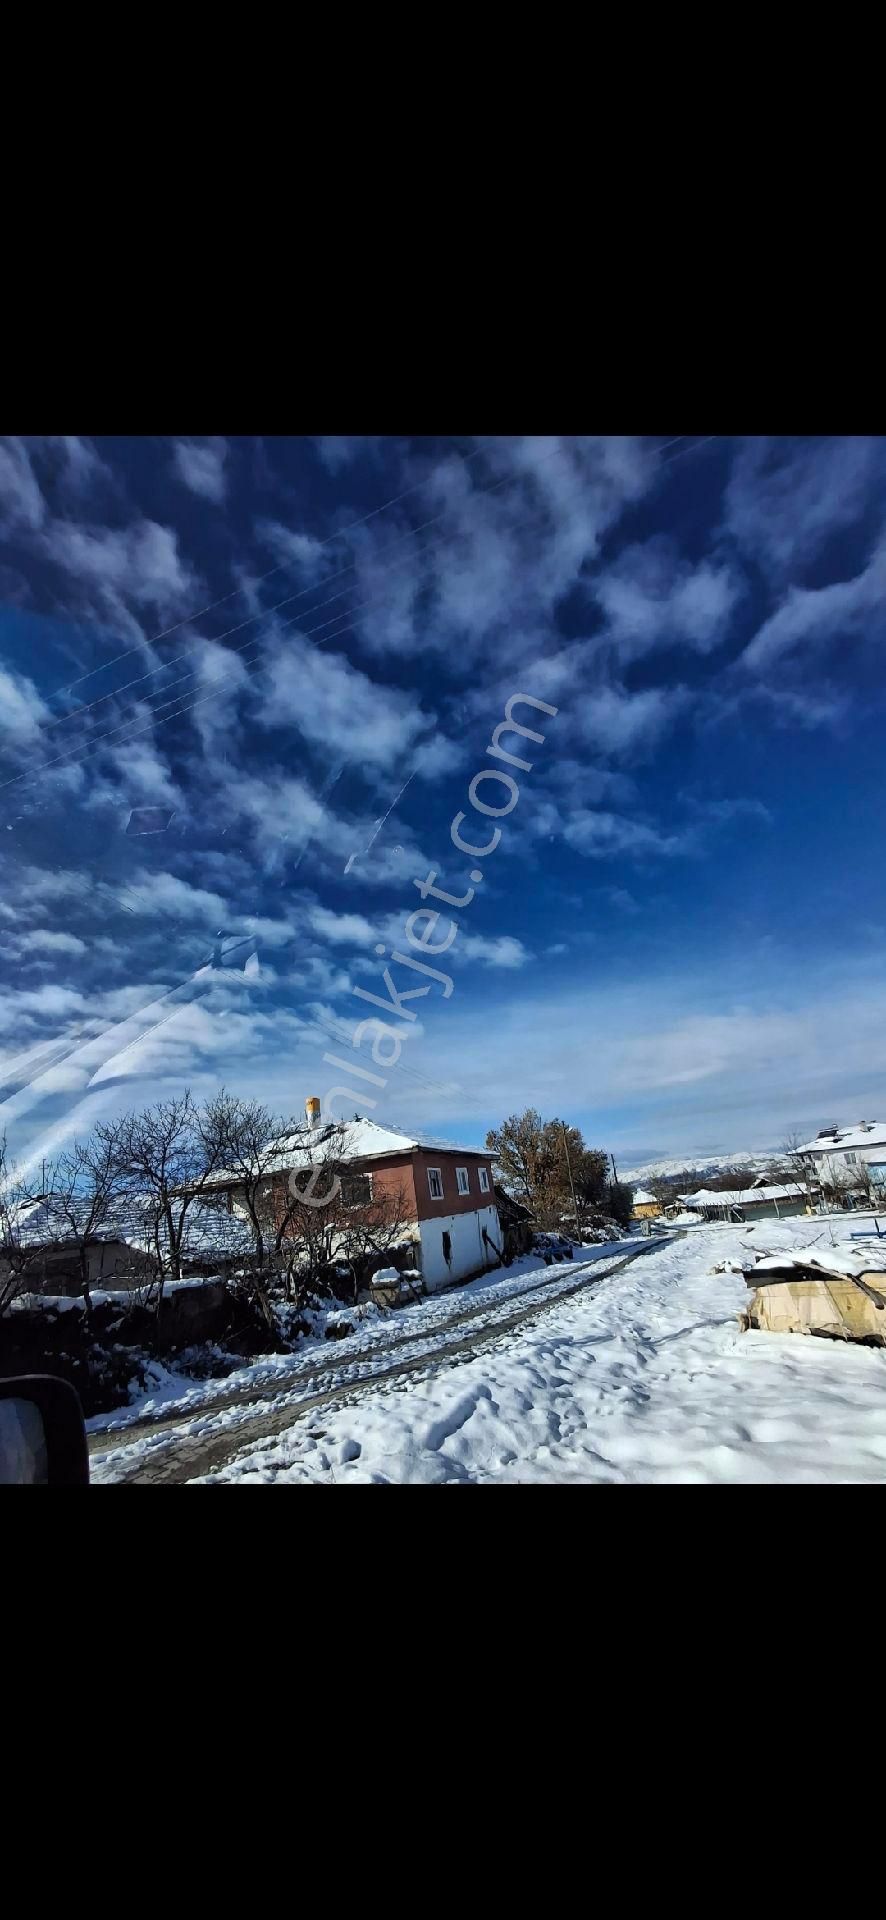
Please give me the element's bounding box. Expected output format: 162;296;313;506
309;906;376;947
172;438;229;504
457;932;531;969
24;928;88;956
253;631;437;772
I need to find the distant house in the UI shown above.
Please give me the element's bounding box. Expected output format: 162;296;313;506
632;1188;661;1220
797;1122;886;1196
4;1202;155;1299
202;1112;501;1294
679;1182;815;1223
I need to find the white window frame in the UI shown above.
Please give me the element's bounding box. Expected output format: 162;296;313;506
427;1166;444;1201
478;1166;490;1193
456;1166;470;1196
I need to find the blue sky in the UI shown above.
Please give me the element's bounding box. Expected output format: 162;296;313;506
1;433;884;1176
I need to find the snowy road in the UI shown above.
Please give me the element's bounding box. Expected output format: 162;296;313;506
88;1239;667;1484
90;1220;886;1484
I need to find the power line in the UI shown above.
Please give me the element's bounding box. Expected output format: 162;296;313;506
2;437;714;796
49;438;494;700
35;434;693;738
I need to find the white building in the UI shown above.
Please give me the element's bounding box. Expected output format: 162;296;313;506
797;1122;886;1194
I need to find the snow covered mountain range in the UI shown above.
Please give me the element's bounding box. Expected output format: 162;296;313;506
621;1148;778;1184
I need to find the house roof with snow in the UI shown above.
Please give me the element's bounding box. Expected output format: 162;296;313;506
797;1122;886;1155
679;1182;809;1209
202;1116;494;1190
632;1188;658;1206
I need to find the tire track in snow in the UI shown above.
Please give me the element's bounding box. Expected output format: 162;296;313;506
91;1237;677;1484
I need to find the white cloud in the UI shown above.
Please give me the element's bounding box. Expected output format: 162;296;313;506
255;522;333;583
172;438;229;504
560;795;768;863
314;436;386;474
596;537;741;660
740;529;886;674
458;933;531;969
36;515;201;635
344;437;662;662
0;664;51;745
0;437;46;533
118;870;228;925
309;906;376;947
576;682;690;761
24;929;88;956
253;632;435;771
724;436;885;580
563;810;684;860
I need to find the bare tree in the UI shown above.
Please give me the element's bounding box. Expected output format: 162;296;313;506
43;1126;125;1314
782;1130;816;1212
261;1124;417;1307
649;1175;673;1212
853;1159;876;1209
0;1134;44;1316
335;1176;416;1301
106;1091;226;1307
201;1090;303;1272
270;1121;354;1299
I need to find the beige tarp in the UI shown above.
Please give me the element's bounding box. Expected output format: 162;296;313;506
744;1272;886;1345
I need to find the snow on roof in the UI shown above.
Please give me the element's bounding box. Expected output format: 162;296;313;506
797;1122;886;1154
204;1116;493;1188
752;1244;886;1282
632;1188;658;1206
679;1183;808;1208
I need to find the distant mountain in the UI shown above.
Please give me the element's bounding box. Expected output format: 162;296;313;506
621;1148;778;1184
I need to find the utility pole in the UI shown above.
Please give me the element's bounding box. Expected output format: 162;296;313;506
610;1152;619;1187
562;1124;581;1242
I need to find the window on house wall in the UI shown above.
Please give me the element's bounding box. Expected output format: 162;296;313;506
342;1172;372;1208
427;1167;444;1200
478;1166;490;1193
845;1153;858;1167
442;1231;452;1265
456;1166;470;1195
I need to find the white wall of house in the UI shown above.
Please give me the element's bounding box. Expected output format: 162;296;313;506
418;1204;501;1292
809;1145;886;1185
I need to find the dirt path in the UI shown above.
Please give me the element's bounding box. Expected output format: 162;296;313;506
90;1238;674;1485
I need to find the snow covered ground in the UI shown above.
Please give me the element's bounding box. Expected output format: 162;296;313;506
86;1228;884;1482
86;1240;622;1440
86;1215;886;1485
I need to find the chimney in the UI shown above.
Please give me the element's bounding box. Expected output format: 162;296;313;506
305;1096;321;1129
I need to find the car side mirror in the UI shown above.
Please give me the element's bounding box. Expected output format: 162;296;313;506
0;1376;90;1485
